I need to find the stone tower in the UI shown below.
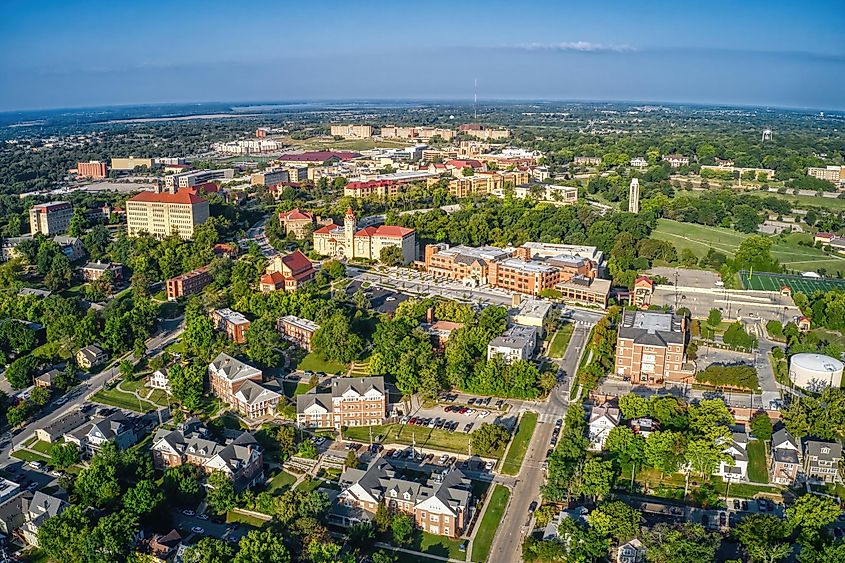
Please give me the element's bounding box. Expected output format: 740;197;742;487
344;208;357;257
628;178;640;214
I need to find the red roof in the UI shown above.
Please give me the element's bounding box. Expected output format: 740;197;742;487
314;223;338;235
446;159;482;169
277;151;361;163
635;275;653;286
354;226;379;238
367;225;415;238
280;250;313;275
816;232;835;239
261;272;285;286
129;189;206;205
281;208;313;221
192;181;219;193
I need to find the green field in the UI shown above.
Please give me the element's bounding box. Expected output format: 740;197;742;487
501;412;538;476
91;387;155;413
739;270;845;293
266;470;297;493
343;424;486;457
747;439;769;484
548;323;574;358
293;352;347;375
653;219;845;274
471;485;510;563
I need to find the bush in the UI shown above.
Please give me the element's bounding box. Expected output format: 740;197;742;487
470;423;510;456
696;363;759;389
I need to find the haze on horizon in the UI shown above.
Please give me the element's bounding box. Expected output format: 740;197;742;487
1;0;844;112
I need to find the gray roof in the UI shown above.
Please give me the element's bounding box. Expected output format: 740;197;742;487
618;310;685;346
297;392;333;414
77;344;105;362
209;352;261;382
805;440;842;461
332;377;385;398
153;423;259;469
40;409;87;439
772;428;797;450
773;448;800;465
18;288;51;298
235;379;281;405
28;491;66;526
490;325;537;350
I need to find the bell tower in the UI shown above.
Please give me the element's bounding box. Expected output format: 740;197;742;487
344;208;356;257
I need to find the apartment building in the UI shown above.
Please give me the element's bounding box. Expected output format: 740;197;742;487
296;376;387;429
770;429;801;485
208;353;281;419
338;458;472;537
251;169;289;187
276;150;361;166
211;308;251;344
313;209;416;264
260;250;316;293
166;265;212;300
29;201;72;235
277;315;319;351
488;258;561;296
808;165;845;185
804;440;842;483
716;432;750;482
445;170;530;198
343;171;438;198
163;169;234;189
487;325;538;363
662;155;690;168
614;311;690;385
330;124;373;139
458;124;510;140
574;156;602;166
151;419;264;489
76;161;108;178
110;157;153;171
126;189;210;239
588;404;620;451
423;244;511;285
81;261;123;282
76;345;108;370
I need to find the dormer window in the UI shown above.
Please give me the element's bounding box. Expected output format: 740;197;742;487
390;490;397;498
822;447;830;454
403;492;410;500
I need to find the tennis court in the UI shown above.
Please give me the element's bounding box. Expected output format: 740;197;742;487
739;270;845;293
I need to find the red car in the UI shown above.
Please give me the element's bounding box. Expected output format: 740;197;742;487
409;417;418;425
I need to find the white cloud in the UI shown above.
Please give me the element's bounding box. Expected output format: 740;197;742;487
509;41;636;53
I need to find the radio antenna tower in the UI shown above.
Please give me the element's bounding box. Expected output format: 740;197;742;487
474;78;478;121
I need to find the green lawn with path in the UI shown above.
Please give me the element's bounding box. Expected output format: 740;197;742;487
747;439;769;484
343;424;488;457
548;323;574;358
471;485;510;563
266;470;297;493
11;449;51;464
501;412;538;476
226;510;269;528
91;387;155;413
294;352;347;375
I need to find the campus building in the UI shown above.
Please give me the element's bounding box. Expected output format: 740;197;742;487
208;353;281;419
211;308;251;344
343;171;439;198
163;169;235;189
260;250;316;293
29;201;72;235
313;209;416;264
296;377;388;429
76;161;108;178
807;165;845;185
166;265;212;300
458;124;510;140
110;157;154;171
278;208;326;239
277;315;319;351
126;188;210;239
614;311;691;385
574;156;602;166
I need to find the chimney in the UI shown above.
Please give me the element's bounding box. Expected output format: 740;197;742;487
512;293;522;308
426;307;434;324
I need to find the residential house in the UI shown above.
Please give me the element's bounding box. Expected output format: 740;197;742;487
804;440;842;483
65;411;139;455
20;491;67;546
148;369;171;394
0;491;30;536
337;457;472;538
260;250;316;293
277;315;320;351
35;409;88;443
487;325;538;363
140;529;183;562
76;345;107;370
588;404;620;451
617;539;646;563
296;376;388;429
81;261;123;282
716;432;749;482
34;368;61;389
208;353;281;419
770;428;801;485
629;418;659;437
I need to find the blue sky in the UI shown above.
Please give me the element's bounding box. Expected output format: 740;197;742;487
1;0;843;111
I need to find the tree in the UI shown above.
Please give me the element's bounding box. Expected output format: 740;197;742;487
344;450;359;468
183;299;216;360
347;521;375;552
163;464;203;506
391;513;415;545
37;504;91;562
786;494;841;537
235;529;291;563
297;440;318;459
750;413;773;441
707;308;722;326
206;471;237;514
311;313;363;363
605;426;646;465
645;431;686;475
245;317;282;367
50;442;80;469
374;501;393;533
371;551;398;563
5;355;38;389
275;425;296;460
619;394;650;419
589;501;642;543
305;541;353;563
643;523;721;563
185;537;236;563
29;385;49;407
733;514;791;563
6;401;30;427
581;458;616;501
379;245;404;267
470;423;510;456
123;478;164;515
688;399;733;434
168;363;205;411
74;454;121;509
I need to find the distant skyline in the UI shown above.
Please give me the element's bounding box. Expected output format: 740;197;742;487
1;0;844;112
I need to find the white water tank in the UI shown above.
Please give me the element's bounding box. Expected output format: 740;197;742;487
789;353;844;392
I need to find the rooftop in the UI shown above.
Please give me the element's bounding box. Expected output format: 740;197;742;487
128;189;206;205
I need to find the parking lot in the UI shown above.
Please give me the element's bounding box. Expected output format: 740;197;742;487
406;394;517;435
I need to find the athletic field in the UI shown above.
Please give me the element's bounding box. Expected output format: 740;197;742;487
739;270;845;293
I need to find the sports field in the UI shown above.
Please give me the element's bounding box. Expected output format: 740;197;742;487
653;219;845;274
739;270;845;293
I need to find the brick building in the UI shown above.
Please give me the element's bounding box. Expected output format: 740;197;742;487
211;308;251;344
296;376;388;429
76;161;108;178
29;201;72;235
614;311;691;384
166;265;211;300
260;250;315;293
277;315;319;351
207;353;281;419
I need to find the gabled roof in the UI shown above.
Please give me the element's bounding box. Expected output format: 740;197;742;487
297;392;333;415
332;377;385;399
234;380;282;406
772;428;798;450
128;190;207;205
314;223;340;235
281;208;314;221
279;250;313;274
373;225;415;238
209;352;261;382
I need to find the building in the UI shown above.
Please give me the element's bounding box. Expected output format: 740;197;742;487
139;529;183;562
344;171;438;198
35;410;88;443
166;265;212;300
76;345;107;370
700;165;775;180
330;124;373;139
662;155;690;168
633;276;654;307
447;169;530;198
260;250;316;293
251;169;289;187
770;428;801;485
213;139;281;155
208;353;281;418
501;184;578;206
716;432;749;482
555;276;612;309
807;165;845;185
29;201;72;235
65;411;139;456
788;353;844;392
573;156;602;166
458;124;510;140
54;236;86;261
588;404;620;451
126;189;210;239
34;369;60;389
76;160;108;178
804;440;842;483
81;261;123;282
614;311;690;384
512;299;554;337
617;539;646;563
276;150;361;166
423;320;464;352
488;258;562;296
151;419;264;489
628;178;640;213
337;457;472;537
211;308;251;344
148;369;171;394
110;157;154;171
487;325;538;363
630;157;648;168
279;208;325;239
20;491;67;547
296;376;388;429
313;209;416;264
163;169;234;189
277;315;319;351
381;126;455;141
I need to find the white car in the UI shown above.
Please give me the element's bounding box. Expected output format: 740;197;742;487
439;454;449;464
484;461;494;471
183;509;195;516
191;526;205;534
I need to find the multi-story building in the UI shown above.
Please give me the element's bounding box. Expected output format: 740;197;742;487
488;258;561;296
700;165;775;180
380;125;455;141
630;157;648;168
807;165;845;185
251;169;289;187
81;261;123;282
337;458;472;537
64;411;139;456
296;376;388;429
166;265;212;300
286;166;308;182
458;124;510;140
804;440;842;483
573;156;602;166
276;150;361;167
163;169;234;189
211;308;251;344
29;201;72;235
716;431;749;482
76;161;108;178
260;250;316;293
512;299;554;337
148;369;171;393
208;353;281;419
614;311;690;385
54;236;86;261
445;170;530;198
110;157;154;171
279;209;321;239
313;209;416;264
507;184;578;206
662;155;690;168
330;124;373;139
126;188;210;239
770;428;801;485
487;325;538;363
151;419;264;490
343;171;438;198
423;244;511;285
76;345;108;370
277;315;320;351
20;491;67;547
588;404;620;451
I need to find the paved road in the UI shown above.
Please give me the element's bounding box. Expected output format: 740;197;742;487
0;315;185;464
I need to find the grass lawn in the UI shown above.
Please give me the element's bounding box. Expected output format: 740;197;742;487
165;340;186;354
747;439;769;484
282;380;315;398
11;449;51;464
343;424;487;457
30;440;54;455
412;531;465;560
653;219;845;274
501;412;538;476
91;387;154;413
266;470;297;494
294;352;347;375
471;485;510;563
548;323;574;358
226;510;269;528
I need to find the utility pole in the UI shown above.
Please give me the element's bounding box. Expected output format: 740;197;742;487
474;78;478;121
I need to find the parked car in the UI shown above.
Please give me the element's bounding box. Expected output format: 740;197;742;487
183;510;195;516
464;422;474;433
467;398;476;405
191;527;205;534
485;460;494;471
439;454;449;464
528;501;538;513
495;400;504;409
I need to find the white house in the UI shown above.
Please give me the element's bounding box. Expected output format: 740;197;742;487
617;539;645;563
588;404;620;451
148;369;171;393
716;432;749;482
